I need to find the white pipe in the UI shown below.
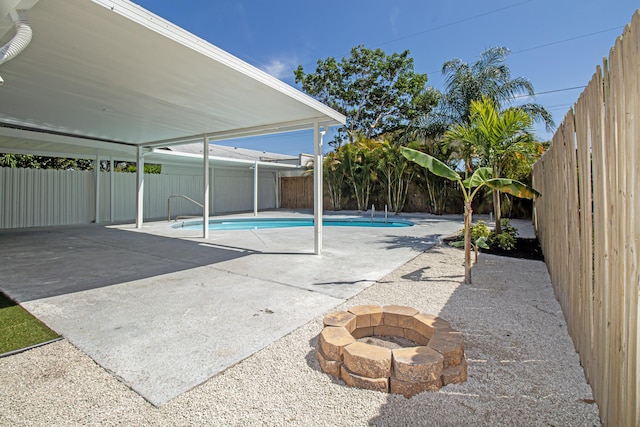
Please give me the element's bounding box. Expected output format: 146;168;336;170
203;135;209;239
109;157;114;222
95;155;100;224
314;124;325;255
135;147;144;228
253;161;258;216
0;10;33;84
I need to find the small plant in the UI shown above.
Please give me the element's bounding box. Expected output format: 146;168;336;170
490;232;516;250
487;219;518;251
451;221;491;263
471;220;491;242
498;219;518;238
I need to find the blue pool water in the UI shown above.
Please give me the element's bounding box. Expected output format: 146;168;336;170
175;217;413;231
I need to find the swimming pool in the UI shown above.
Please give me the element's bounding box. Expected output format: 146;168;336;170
174;217;414;231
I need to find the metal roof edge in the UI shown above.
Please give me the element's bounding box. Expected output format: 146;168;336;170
148;148;301;169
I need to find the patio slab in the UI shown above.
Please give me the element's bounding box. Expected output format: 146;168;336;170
0;211;462;405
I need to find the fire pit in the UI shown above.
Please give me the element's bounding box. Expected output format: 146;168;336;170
316;305;467;397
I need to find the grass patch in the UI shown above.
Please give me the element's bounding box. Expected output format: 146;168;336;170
0;292;60;354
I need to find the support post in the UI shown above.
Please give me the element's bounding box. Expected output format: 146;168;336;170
275;171;280;209
253;161;259;216
135;146;144;228
313;123;324;255
203;135;209;239
109;157;114;223
94;155;100;224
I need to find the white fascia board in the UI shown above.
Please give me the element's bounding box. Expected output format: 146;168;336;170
148;149;300;170
0;126;137;156
205;118;341;142
145;118;342;149
92;0;346;125
0;146;130;161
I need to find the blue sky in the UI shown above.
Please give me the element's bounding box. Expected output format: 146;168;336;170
133;1;638;155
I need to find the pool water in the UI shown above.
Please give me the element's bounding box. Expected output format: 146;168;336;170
176;217;413;231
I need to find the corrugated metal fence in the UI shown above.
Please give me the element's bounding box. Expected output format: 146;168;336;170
1;168;277;228
532;12;639;426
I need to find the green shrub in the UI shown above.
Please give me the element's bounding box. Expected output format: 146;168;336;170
471;220;491;241
498;218;518;238
451;218;519;252
486;219;518;251
491;232;516;250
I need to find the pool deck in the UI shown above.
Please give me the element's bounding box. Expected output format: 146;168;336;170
0;210;463;406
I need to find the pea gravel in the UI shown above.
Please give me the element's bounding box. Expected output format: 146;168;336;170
0;244;601;426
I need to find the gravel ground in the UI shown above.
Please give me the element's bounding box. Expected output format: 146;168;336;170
0;244;600;426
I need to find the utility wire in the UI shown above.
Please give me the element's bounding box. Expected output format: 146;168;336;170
426;26;624;76
514;85;587;99
373;0;535;48
511;26;624;55
299;0;534;70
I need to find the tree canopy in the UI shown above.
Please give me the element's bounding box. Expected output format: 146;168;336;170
295;45;438;146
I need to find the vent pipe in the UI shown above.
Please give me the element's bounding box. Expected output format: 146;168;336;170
0;9;32;85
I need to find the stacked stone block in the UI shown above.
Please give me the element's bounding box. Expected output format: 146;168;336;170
316;305;467;397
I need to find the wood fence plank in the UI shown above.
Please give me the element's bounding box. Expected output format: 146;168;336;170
621;16;639;426
533;14;639;424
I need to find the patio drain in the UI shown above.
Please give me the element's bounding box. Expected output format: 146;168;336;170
316;305;467;397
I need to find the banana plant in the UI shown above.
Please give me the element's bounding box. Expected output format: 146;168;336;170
401;146;540;284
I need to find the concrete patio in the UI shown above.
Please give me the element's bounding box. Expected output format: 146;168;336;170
0;211;462;405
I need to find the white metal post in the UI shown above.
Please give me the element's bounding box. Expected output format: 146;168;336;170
313;122;324;255
109;157;114;223
135;146;145;228
203;135;210;239
94;155;100;224
253;161;258;216
210;166;215;214
275;171;280;209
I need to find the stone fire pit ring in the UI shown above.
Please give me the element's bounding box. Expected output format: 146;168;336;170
316;305;467;397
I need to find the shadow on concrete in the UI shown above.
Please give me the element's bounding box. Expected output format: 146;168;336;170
312;279;373;286
0;224;261;302
376;234;443;252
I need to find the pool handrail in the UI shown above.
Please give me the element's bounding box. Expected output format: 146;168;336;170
167;195;204;222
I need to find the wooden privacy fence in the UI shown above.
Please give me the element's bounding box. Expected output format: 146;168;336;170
280;176;331;210
280;176;313;209
532;11;639;426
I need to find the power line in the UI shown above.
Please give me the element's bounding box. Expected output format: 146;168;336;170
511;26;624;55
299;0;535;70
426;26;625;76
373;0;535;48
514;85;586;99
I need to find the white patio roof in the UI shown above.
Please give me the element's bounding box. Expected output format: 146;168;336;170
0;0;345;156
0;0;338;253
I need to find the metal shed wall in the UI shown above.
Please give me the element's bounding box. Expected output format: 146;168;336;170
0;166;278;228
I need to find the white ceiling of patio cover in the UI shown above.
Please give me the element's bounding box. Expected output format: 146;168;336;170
0;0;344;149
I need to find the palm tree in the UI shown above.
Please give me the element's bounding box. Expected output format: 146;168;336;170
443;96;537;233
373;139;415;214
323;150;346;210
438;47;553;175
441;47;553;126
342;137;379;211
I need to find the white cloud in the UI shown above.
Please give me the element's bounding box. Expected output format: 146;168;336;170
261;55;298;80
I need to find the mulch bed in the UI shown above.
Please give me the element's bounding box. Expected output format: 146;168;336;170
481;238;545;261
443;237;545;262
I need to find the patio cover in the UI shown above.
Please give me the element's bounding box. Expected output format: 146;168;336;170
0;0;345;251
